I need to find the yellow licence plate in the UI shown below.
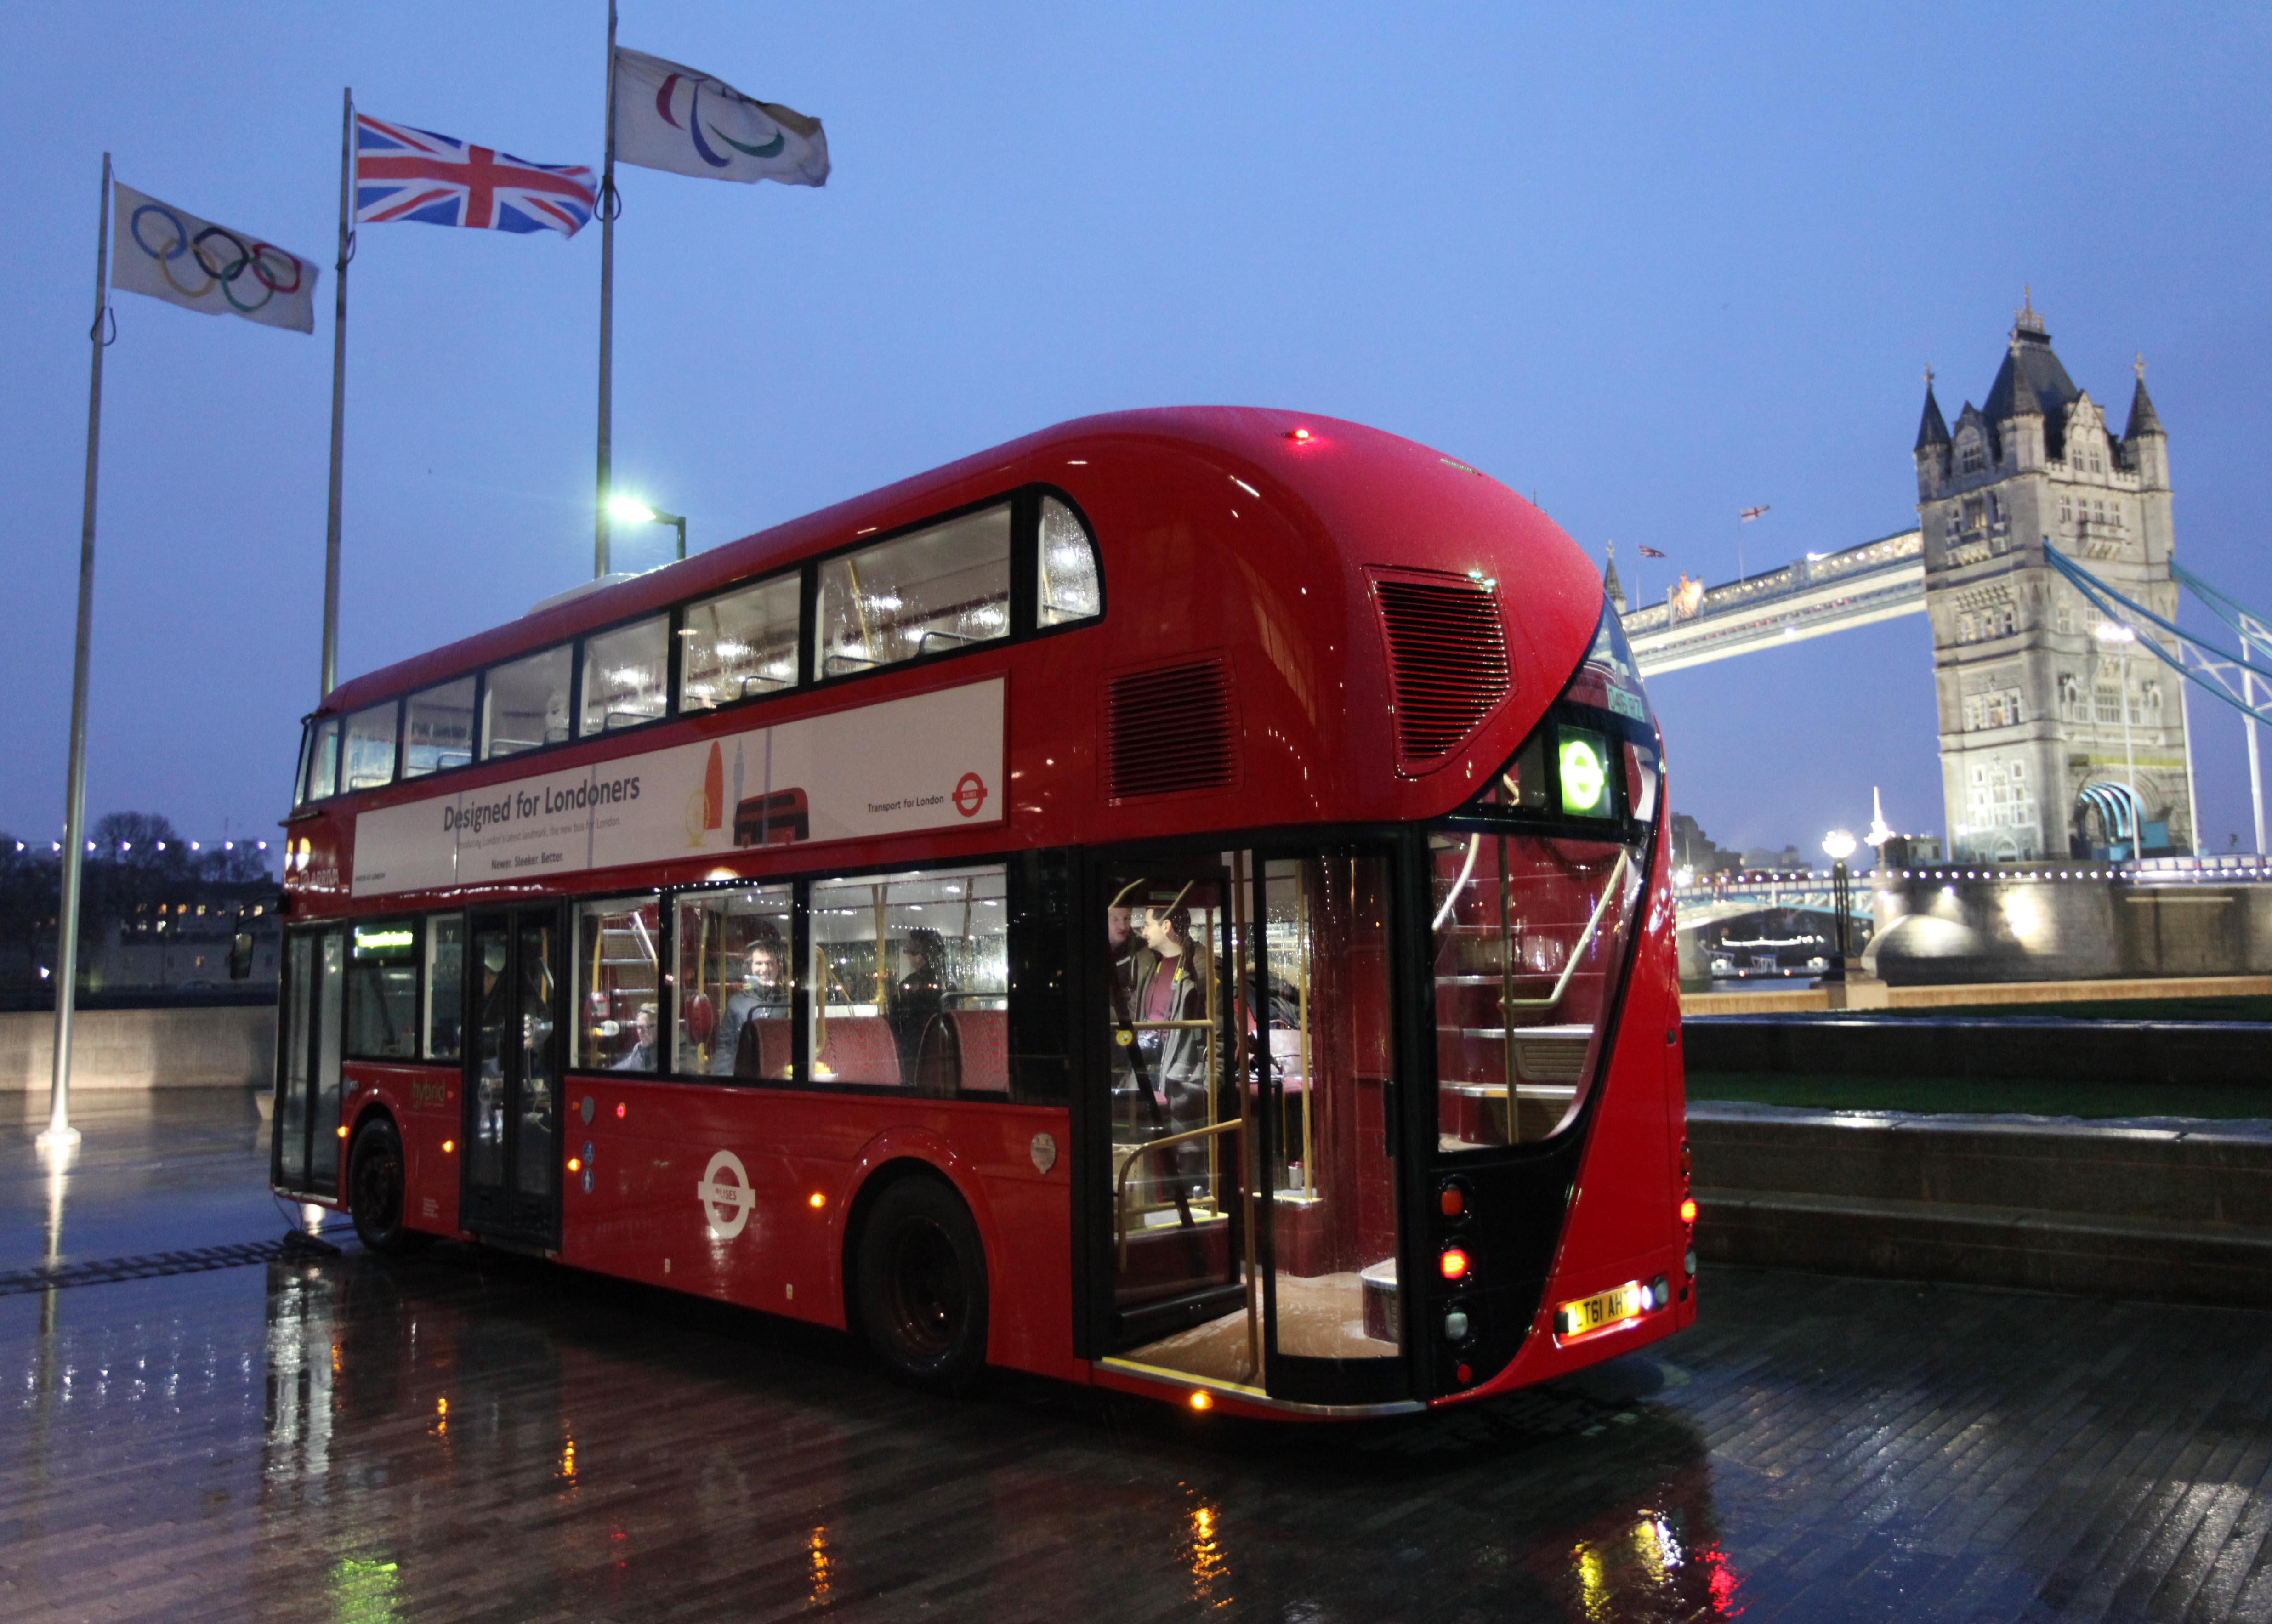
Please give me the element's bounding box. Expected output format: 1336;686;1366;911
1557;1283;1644;1339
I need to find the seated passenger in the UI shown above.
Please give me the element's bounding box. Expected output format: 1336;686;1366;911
710;933;789;1077
611;1004;659;1071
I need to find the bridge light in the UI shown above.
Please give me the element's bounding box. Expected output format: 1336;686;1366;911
1821;830;1857;862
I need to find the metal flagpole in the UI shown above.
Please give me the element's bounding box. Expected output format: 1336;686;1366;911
594;0;619;578
45;153;116;1156
320;88;354;698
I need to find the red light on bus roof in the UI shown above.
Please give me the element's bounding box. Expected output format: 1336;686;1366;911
1285;427;1313;442
1680;1198;1698;1226
615;1102;626;1119
1439;1246;1470;1281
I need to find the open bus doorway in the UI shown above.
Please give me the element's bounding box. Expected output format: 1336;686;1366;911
1096;849;1406;1407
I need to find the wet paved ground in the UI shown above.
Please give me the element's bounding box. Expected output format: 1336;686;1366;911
5;1095;2272;1622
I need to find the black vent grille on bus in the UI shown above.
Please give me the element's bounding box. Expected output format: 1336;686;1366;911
1108;659;1234;799
1374;577;1511;768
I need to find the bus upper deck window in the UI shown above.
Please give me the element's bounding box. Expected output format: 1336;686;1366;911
580;614;669;737
342;701;400;793
404;676;476;778
304;717;341;802
1036;496;1101;627
483;644;572;760
814;505;1011;681
681;575;799;711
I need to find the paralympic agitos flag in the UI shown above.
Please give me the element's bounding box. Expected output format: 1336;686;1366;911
109;181;319;333
611;48;830;187
354;114;598;237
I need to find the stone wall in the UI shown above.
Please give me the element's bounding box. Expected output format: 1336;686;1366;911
1866;875;2272;985
0;1006;275;1091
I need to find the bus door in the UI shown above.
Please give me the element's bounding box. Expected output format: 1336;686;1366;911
461;907;563;1247
1091;849;1409;1408
273;927;346;1198
1096;860;1253;1376
1250;849;1406;1407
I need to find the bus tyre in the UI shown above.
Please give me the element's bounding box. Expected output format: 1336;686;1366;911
855;1177;989;1394
348;1118;428;1257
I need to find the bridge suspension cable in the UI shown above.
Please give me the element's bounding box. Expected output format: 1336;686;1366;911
2045;546;2272;852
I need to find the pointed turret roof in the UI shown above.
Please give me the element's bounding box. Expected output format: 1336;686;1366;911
2124;357;2165;440
1915;369;1950;451
1983;290;2079;425
1602;544;1626;613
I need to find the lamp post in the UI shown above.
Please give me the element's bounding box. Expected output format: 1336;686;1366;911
607;495;685;564
1821;829;1857;1003
2096;622;2139;854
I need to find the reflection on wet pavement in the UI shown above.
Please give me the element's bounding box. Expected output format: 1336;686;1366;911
5;1095;2271;1621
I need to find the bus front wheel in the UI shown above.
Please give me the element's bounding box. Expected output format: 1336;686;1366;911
855;1176;989;1394
348;1117;429;1257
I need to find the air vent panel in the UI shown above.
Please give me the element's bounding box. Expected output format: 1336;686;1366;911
1374;577;1511;769
1108;659;1234;799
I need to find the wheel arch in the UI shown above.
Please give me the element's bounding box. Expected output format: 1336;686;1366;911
837;1133;1000;1349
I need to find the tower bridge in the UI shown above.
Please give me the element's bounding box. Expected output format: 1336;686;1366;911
1618;294;2191;866
1624;529;1925;675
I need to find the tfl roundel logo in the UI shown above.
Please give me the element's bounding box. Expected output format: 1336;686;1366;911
953;772;988;818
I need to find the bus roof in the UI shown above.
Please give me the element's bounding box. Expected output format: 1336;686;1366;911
320;406;1601;717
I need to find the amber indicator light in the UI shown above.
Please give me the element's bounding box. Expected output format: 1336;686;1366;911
1439;1246;1471;1281
1188;1391;1214;1412
1680;1197;1698;1225
441;1139;454;1154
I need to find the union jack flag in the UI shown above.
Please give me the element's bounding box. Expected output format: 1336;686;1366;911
354;114;596;237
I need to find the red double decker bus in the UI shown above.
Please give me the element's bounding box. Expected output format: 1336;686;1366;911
273;407;1693;1418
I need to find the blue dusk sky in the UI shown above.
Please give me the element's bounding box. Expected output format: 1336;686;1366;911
3;3;2269;860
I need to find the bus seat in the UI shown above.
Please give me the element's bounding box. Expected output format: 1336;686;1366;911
815;1016;900;1087
733;1015;794;1081
954;1010;1010;1092
912;1014;961;1097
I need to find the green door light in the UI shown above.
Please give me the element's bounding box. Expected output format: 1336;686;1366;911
1558;730;1610;816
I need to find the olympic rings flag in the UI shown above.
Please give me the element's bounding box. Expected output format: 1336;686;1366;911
612;48;829;187
109;181;318;334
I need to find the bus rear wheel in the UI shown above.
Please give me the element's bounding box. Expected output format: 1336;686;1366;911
855;1176;989;1394
348;1118;428;1257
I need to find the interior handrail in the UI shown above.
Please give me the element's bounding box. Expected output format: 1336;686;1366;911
1114;1119;1242;1268
1500;850;1632;1012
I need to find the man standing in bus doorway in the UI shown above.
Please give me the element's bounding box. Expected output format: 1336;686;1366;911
1134;894;1211;1198
710;930;788;1077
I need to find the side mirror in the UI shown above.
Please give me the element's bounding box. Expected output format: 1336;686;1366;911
227;931;256;982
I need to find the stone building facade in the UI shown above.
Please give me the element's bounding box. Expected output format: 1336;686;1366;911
1913;296;2189;860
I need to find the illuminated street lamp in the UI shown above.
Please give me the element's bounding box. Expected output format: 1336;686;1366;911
1820;829;1857;987
607;494;686;562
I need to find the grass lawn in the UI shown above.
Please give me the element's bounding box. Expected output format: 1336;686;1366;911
1687;1069;2272;1119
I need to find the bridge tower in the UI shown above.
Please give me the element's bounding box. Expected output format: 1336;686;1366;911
1913;294;2187;860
